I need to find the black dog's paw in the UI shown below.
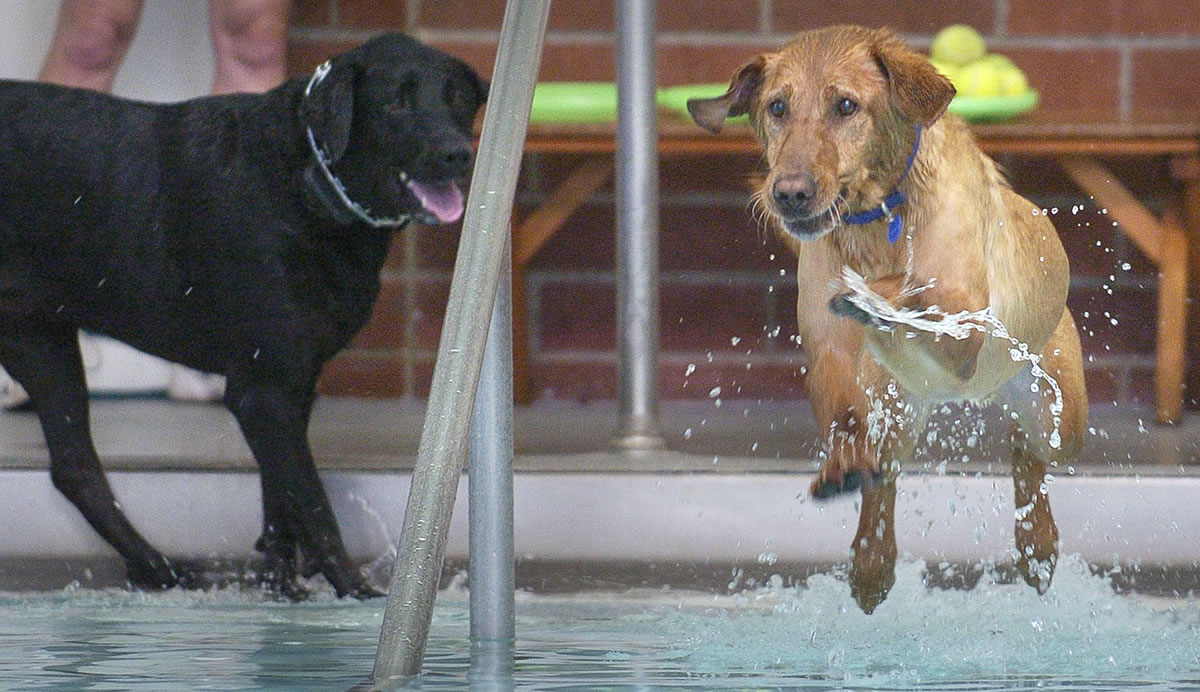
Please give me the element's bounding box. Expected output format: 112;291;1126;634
810;469;885;500
347;581;387;600
125;556;210;591
260;575;312;603
829;293;894;330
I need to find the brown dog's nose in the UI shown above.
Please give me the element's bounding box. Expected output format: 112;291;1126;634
772;175;817;217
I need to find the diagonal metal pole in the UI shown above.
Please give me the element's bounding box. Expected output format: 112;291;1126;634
370;1;550;683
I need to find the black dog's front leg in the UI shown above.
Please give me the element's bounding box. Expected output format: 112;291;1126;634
226;379;382;599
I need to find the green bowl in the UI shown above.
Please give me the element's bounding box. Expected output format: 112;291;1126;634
947;89;1039;122
657;83;749;122
530;82;618;123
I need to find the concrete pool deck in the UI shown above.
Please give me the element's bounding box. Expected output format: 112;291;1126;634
1;397;1198;589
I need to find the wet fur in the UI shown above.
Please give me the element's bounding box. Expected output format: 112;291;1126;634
690;26;1087;613
0;34;486;600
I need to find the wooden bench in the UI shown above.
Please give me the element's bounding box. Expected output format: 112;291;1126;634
512;113;1198;424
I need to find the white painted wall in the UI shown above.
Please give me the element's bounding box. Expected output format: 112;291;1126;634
0;0;216;102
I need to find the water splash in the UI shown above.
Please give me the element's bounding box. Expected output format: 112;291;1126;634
839;267;1064;449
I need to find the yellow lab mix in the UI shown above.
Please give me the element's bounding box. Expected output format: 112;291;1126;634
688;25;1087;613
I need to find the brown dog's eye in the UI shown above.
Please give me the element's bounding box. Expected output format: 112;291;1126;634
835;98;858;117
767;98;787;118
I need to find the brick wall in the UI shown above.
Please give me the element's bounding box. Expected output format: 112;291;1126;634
291;0;1199;407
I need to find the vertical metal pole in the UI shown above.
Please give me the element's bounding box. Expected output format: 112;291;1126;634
468;234;515;644
613;0;665;450
370;1;549;684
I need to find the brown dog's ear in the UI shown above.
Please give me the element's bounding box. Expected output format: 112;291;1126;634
870;31;956;127
687;56;767;133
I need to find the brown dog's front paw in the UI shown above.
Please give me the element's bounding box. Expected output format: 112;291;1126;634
810;467;884;499
829;293;894;330
849;556;896;615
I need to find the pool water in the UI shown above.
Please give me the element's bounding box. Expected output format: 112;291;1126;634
2;556;1198;690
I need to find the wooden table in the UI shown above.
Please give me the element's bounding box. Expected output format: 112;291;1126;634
511;113;1199;423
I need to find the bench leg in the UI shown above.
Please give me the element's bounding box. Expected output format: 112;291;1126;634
1058;155;1186;424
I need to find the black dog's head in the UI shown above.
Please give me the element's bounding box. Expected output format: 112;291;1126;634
299;33;488;227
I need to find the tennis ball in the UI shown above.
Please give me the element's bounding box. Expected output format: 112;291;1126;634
956;60;1004;98
996;62;1030;95
931;25;987;66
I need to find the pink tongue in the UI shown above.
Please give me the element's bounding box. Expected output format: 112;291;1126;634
406;180;464;223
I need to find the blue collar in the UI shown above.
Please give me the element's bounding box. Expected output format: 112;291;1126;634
844;124;922;243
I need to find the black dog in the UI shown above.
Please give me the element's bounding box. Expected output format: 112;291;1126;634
0;34;486;599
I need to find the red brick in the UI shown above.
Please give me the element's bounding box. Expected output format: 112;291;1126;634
423;41;498;83
549;3;613;31
538;43;616;82
1118;1;1200;35
659;152;763;196
382;235;406;270
418;0;506;30
657;43;778;87
291;0;334;28
337;0;408;29
536;282;617;350
527;205;616;270
1069;286;1159;357
319;353;406;397
413;279;452;350
1000;48;1121;115
1058;215;1126;281
286;38;360;76
659;205;781;271
1008;0;1120;35
772;0;995;35
415;225;462;269
1132;48;1200;116
661;283;776;352
408;359;435;399
658;0;759;33
1009;0;1200;36
418;1;612;31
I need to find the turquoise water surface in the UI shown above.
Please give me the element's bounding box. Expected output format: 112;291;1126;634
2;556;1198;690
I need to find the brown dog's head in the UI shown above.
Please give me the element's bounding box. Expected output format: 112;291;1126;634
687;26;954;243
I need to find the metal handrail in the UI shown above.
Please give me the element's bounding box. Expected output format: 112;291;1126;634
614;0;665;450
369;1;550;684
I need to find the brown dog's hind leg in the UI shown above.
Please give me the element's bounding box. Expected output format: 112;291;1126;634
1004;308;1087;594
848;479;898;613
1011;432;1058;593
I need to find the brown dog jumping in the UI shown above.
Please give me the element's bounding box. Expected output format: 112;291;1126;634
689;25;1087;613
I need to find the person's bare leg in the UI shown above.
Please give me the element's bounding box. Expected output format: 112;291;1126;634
208;0;289;95
39;0;144;91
